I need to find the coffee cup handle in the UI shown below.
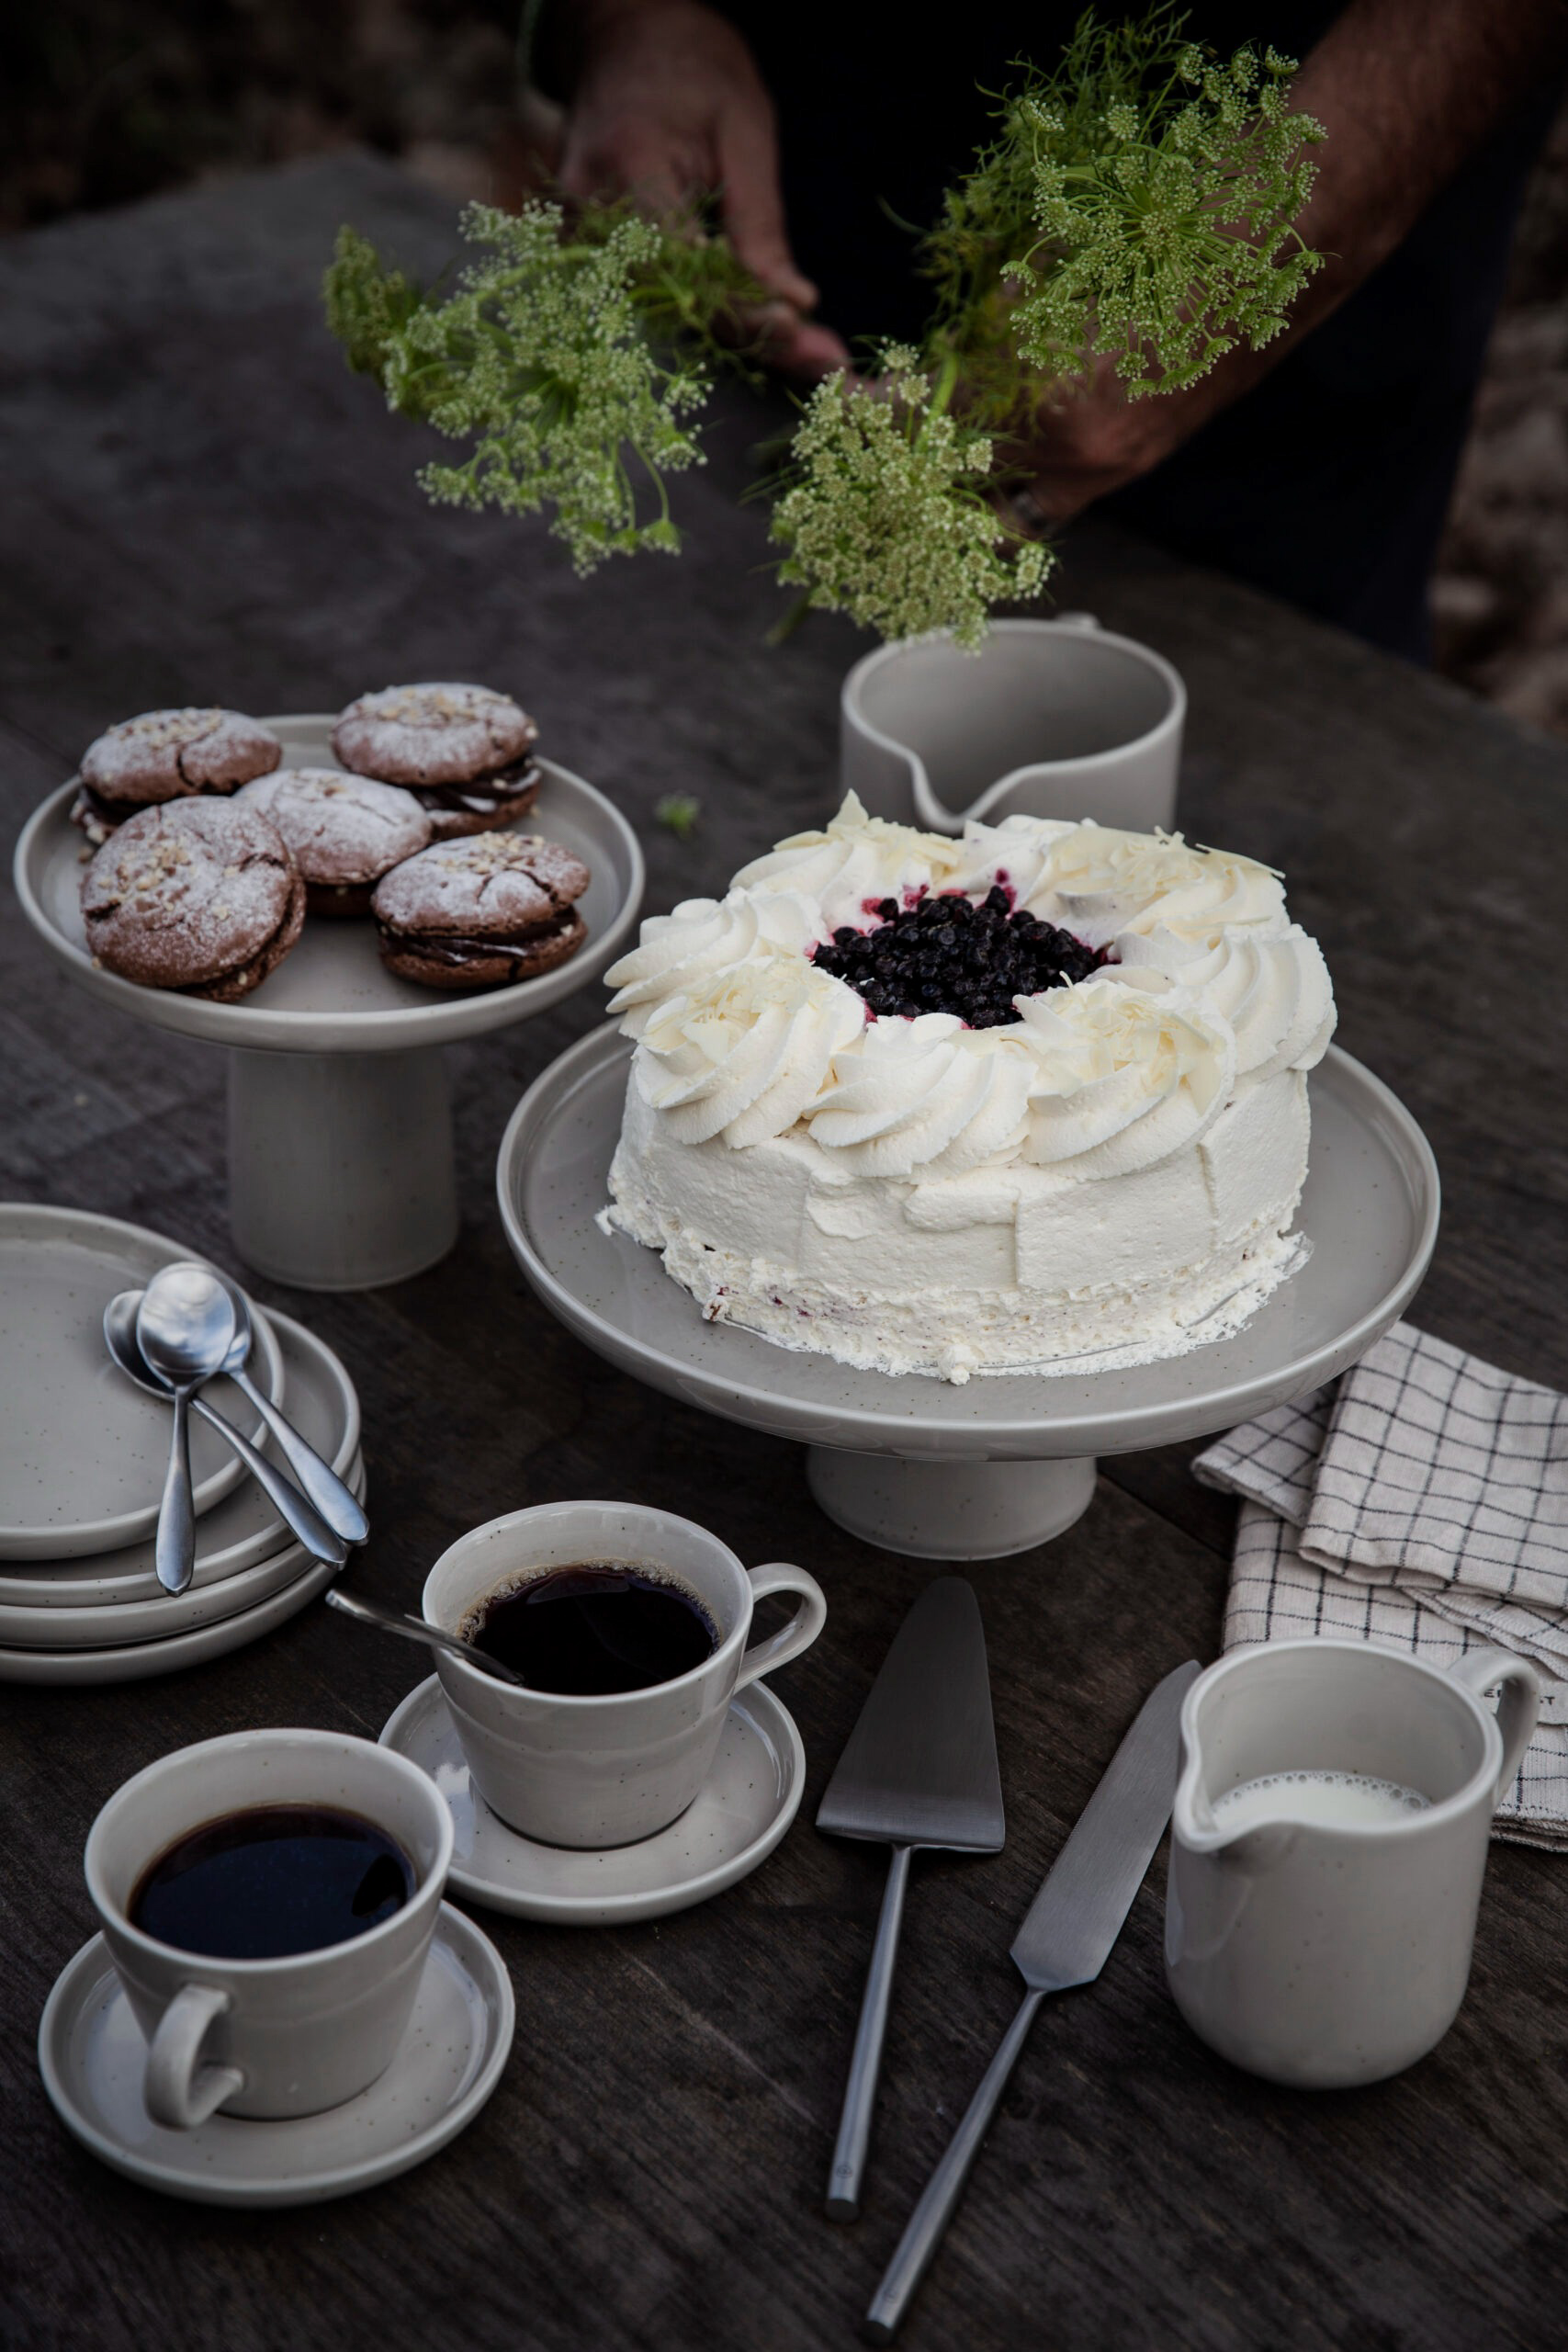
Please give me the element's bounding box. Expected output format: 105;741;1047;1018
144;1983;245;2130
1449;1647;1541;1804
736;1564;828;1690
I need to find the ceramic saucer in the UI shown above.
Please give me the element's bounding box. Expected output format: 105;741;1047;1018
39;1903;513;2208
379;1676;806;1926
0;1306;360;1611
0;1203;287;1559
0;1548;341;1684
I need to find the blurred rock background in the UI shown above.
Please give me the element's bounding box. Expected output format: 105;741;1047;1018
6;0;1565;735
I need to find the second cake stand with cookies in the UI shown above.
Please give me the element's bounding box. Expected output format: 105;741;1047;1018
15;718;643;1292
497;1025;1439;1560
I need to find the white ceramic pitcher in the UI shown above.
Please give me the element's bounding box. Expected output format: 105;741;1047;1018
839;616;1185;834
1165;1638;1540;2089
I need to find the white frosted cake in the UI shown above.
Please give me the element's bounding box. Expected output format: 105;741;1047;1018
601;796;1334;1382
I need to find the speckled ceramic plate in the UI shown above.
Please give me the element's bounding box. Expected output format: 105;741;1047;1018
0;1307;358;1608
380;1676;805;1925
0;1204;287;1558
495;1025;1440;1462
38;1905;513;2208
14;719;644;1052
0;1547;339;1683
0;1460;363;1648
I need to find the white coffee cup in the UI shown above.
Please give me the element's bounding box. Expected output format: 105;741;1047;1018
840;616;1185;835
423;1501;828;1848
1165;1639;1540;2088
85;1727;455;2126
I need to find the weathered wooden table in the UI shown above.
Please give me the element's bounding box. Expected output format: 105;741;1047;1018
5;155;1568;2352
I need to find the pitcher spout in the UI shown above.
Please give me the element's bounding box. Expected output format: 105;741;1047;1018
1172;1741;1297;1872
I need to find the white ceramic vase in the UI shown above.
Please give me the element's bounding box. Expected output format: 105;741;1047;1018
840;616;1185;835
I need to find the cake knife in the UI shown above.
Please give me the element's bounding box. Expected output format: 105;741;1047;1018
863;1657;1201;2342
817;1577;1005;2222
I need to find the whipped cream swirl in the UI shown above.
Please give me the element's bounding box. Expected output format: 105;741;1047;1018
1015;978;1236;1177
606;888;818;1036
1109;922;1335;1080
807;1018;1035;1178
1023;824;1286;944
634;958;864;1148
734;798;968;931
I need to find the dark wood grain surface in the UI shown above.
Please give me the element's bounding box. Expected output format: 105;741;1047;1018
4;154;1568;2352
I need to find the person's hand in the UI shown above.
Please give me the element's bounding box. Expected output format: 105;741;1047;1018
557;0;850;379
1009;353;1224;528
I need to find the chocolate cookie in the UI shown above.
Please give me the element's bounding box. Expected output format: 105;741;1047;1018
331;684;540;840
371;832;590;991
235;768;433;916
72;707;282;844
81;800;305;1003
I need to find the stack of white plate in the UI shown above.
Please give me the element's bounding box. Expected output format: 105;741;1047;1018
0;1204;363;1685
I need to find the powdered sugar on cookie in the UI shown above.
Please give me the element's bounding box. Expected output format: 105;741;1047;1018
372;831;590;933
81;800;301;993
333;683;538;786
81;708;283;803
237;768;430;885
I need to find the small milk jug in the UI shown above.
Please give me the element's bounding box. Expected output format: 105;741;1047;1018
1165;1638;1539;2088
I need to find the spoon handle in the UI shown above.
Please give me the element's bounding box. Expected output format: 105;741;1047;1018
228;1364;368;1546
187;1394;347;1566
155;1390;196;1595
324;1588;525;1686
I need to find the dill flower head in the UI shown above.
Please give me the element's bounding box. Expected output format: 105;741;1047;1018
326;203;712;572
1000;25;1325;395
770;350;1053;650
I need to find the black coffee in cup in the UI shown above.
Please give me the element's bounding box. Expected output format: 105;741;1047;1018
464;1563;718;1695
130;1804;413;1960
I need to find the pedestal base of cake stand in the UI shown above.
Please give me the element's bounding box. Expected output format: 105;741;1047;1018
228;1046;459;1291
806;1449;1098;1558
496;1025;1441;1566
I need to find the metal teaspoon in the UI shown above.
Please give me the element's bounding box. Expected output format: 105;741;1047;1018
107;1288;347;1575
324;1587;525;1686
212;1274;367;1545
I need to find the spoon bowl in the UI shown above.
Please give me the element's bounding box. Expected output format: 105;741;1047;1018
137;1262;237;1387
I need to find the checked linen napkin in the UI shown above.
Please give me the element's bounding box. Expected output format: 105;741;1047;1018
1192;1321;1568;1850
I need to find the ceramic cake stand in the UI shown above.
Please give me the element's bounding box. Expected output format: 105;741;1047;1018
496;1027;1440;1560
16;718;643;1291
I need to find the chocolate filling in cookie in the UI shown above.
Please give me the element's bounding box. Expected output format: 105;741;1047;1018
377;909;586;990
414;760;543;838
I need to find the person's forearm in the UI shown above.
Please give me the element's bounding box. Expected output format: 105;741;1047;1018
1021;0;1568;517
1207;0;1567;411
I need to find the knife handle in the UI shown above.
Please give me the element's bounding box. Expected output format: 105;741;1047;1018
863;1985;1045;2344
827;1844;912;2222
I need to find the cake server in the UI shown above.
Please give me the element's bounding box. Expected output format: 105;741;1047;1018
863;1657;1201;2343
817;1577;1004;2222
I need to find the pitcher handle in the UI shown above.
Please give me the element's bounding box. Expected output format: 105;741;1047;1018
1449;1647;1541;1804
